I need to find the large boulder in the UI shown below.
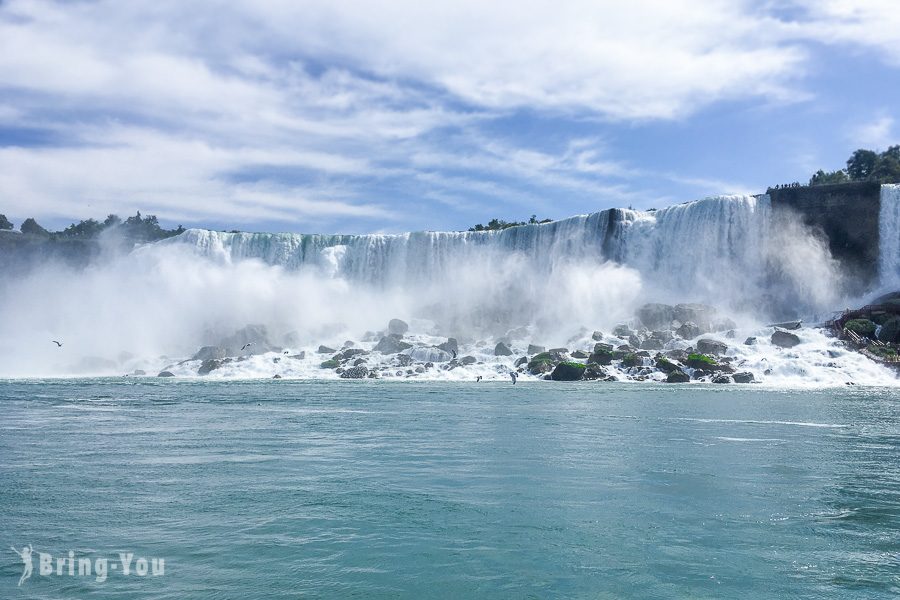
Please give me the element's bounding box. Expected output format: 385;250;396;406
685;353;718;369
388;318;409;336
317;345;337;354
198;359;223;375
548;347;570;361
654;356;681;374
403;347;454;363
340;366;369;379
771;330;801;348
612;324;634;338
675;321;701;339
459;355;477;365
666;371;690;383
527;344;546;354
732;371;755;383
437;338;459;355
587;349;613;365
583;365;608;380
157;371;175;377
674;303;717;331
339;348;367;360
637;303;675;330
494;342;513;356
550;362;586;381
527;352;555;375
621;353;642;368
192;346;227;361
696;338;727;356
373;335;412;354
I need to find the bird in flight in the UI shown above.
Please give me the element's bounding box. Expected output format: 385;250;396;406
241;343;253;351
51;340;62;347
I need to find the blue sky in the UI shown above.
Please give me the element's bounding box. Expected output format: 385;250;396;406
1;0;899;234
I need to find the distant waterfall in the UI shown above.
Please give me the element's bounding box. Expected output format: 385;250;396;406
880;184;900;288
170;196;768;286
162;193;859;319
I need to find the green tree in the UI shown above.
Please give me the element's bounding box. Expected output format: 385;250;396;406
871;145;900;183
61;218;105;238
846;149;879;181
0;214;12;230
20;218;49;236
809;169;849;186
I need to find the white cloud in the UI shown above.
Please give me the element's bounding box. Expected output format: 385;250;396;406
790;0;900;65
1;0;899;229
849;115;896;150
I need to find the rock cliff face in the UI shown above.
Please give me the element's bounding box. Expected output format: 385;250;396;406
767;181;882;290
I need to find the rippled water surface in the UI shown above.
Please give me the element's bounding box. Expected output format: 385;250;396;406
1;380;899;598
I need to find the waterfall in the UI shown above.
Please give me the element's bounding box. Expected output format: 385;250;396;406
880;184;900;288
165;194;832;316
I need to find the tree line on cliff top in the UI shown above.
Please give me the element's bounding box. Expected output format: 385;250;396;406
809;146;900;186
0;211;184;243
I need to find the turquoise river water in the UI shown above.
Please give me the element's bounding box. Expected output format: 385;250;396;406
1;380;899;598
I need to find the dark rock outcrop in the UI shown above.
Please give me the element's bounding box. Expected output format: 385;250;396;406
696;338;727;356
548;348;569;361
637;303;675;330
198;359;222;375
157;371;175;377
527;352;554;375
192;346;227;361
388;318;409;336
374;335;412;354
732;371;755;383
340;366;369;379
666;371;690;383
771;330;801;348
676;321;701;339
437;338;459;355
550;362;586;381
494;342;513;356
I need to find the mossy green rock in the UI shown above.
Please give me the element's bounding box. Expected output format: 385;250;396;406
320;359;340;369
666;371;690;383
654;357;680;374
685;353;718;368
621;353;641;368
550;361;586;381
587;349;613;365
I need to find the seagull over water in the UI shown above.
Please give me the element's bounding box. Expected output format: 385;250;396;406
51;340;62;347
241;343;253;351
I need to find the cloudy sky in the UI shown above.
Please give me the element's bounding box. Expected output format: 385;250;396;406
1;0;899;233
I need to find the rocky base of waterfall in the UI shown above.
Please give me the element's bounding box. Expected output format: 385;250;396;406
85;299;898;386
